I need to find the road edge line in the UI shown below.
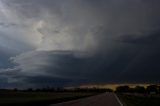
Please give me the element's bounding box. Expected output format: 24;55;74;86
114;93;123;106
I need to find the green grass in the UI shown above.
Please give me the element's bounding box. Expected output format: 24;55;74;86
117;93;160;106
0;91;96;106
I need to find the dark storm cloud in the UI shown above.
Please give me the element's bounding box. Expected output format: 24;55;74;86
0;50;13;68
0;22;17;27
120;31;160;44
118;31;160;83
0;0;160;88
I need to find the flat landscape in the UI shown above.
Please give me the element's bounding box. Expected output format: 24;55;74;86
1;90;160;106
118;93;160;106
0;91;96;106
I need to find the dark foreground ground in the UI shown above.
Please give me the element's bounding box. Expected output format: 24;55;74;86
0;91;96;106
50;92;122;106
118;93;160;106
1;90;159;106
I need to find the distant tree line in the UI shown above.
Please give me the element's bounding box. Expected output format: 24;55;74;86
115;85;160;94
0;87;113;93
1;84;159;94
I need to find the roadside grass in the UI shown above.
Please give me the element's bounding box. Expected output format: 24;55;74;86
117;93;160;106
0;91;96;106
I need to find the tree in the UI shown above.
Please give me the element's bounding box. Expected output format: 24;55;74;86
134;86;146;93
116;86;130;93
146;85;158;94
27;88;33;92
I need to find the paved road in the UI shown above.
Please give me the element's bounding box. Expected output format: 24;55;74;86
50;92;123;106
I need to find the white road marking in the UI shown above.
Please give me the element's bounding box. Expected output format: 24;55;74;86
113;93;123;106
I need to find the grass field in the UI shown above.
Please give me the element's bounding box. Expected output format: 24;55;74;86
118;93;160;106
0;91;96;106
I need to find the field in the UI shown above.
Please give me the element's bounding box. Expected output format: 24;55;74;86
118;93;160;106
0;91;96;106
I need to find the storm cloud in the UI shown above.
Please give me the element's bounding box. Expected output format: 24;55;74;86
0;0;160;88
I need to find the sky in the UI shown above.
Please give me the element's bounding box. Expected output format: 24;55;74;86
0;0;160;88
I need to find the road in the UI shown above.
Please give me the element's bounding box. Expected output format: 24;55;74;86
50;92;123;106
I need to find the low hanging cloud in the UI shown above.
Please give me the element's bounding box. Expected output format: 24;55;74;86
0;0;160;88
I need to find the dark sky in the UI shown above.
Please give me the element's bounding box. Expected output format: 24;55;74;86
0;0;160;88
